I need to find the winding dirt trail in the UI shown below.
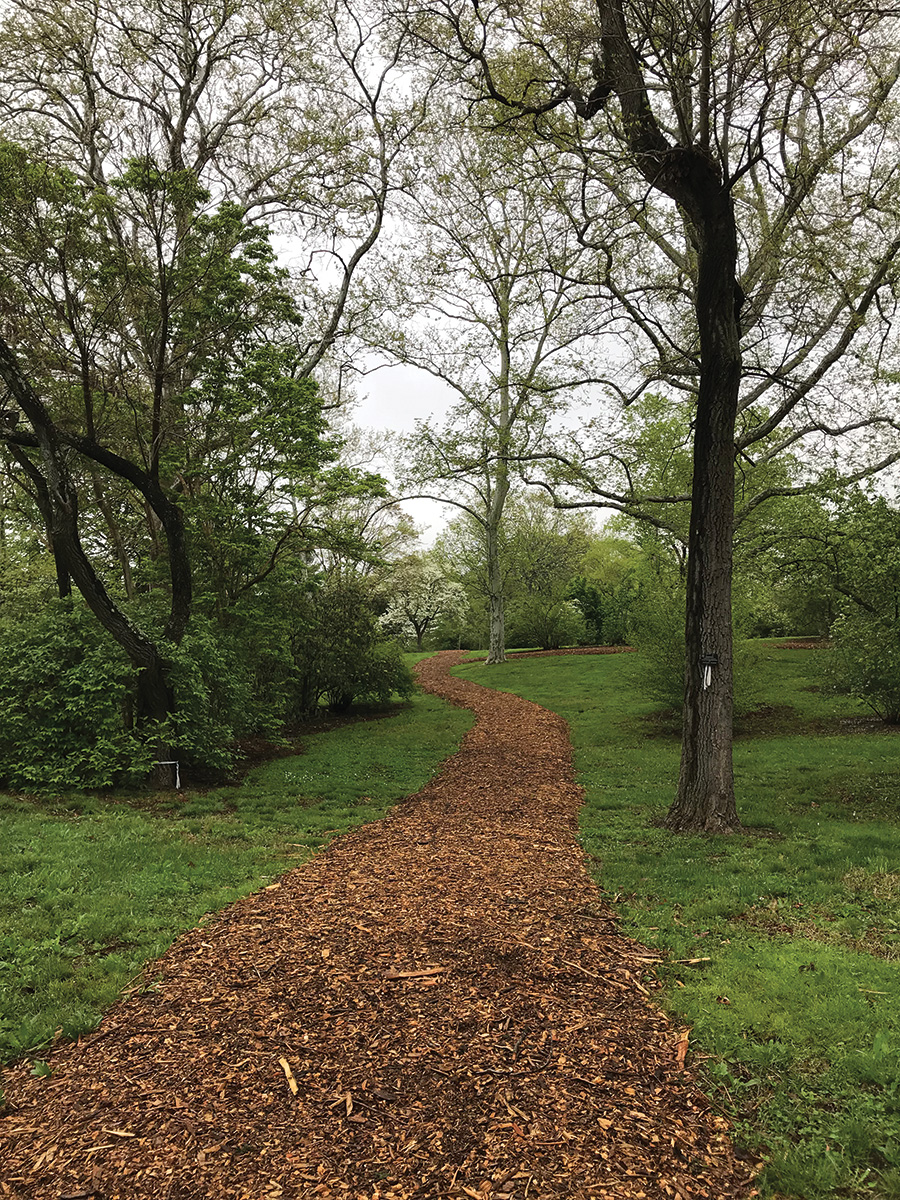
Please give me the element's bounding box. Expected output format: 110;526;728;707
0;652;755;1200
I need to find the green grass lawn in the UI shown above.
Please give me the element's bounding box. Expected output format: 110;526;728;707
4;644;899;1197
453;646;900;1200
0;691;473;1068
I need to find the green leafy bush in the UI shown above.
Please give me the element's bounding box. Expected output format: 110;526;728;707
821;495;900;723
289;574;413;714
829;610;900;723
163;619;254;770
0;560;414;789
505;596;587;651
630;569;763;716
331;639;415;710
629;576;686;710
569;574;636;645
0;597;150;788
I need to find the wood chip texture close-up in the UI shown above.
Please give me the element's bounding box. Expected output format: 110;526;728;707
0;651;757;1200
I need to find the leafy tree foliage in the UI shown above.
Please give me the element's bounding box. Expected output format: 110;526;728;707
434;495;596;651
290;573;415;715
502;497;592;650
773;492;900;723
569;536;641;646
379;553;468;650
0;0;424;784
416;0;900;831
0;590;147;789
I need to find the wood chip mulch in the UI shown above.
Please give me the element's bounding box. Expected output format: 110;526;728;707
0;651;757;1200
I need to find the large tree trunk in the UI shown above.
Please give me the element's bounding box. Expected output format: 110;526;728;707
666;193;742;833
579;0;743;830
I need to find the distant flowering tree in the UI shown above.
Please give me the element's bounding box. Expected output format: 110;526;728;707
380;555;468;649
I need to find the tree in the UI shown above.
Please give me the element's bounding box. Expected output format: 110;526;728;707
413;0;900;828
288;572;415;715
0;157;329;735
0;0;427;769
379;552;467;649
370;111;610;663
766;490;900;721
502;495;593;649
569;534;640;645
435;495;594;650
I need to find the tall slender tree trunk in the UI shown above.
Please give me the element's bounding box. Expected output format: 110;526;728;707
485;508;507;663
485;291;512;666
666;193;742;833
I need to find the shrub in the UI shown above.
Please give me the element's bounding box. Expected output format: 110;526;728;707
326;639;415;712
288;574;414;715
0;597;150;788
163;618;253;770
829;609;900;723
630;573;763;716
569;574;637;645
505;597;588;651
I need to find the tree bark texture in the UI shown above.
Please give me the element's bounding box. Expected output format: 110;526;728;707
666;195;742;833
485;483;509;665
585;0;743;831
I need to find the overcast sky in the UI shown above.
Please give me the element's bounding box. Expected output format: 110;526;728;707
354;361;459;544
353;360;611;546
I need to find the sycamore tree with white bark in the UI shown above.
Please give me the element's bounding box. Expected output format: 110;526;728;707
367;109;618;663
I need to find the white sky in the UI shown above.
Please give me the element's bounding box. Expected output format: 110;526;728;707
355;362;454;434
353;361;610;546
355;362;459;544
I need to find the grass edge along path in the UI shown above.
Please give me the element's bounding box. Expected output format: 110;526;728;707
0;689;473;1069
0;650;755;1200
451;647;900;1200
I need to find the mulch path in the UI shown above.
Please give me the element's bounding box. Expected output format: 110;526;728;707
0;651;757;1200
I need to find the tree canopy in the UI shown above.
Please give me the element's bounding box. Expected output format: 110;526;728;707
1;0;900;828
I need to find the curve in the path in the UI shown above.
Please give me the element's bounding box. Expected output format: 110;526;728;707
0;651;755;1200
